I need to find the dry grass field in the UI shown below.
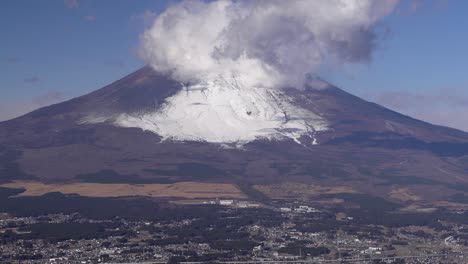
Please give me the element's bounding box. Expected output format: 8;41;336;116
389;187;421;202
0;181;246;199
253;183;356;200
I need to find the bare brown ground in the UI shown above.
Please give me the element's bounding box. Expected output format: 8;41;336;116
254;183;355;200
0;181;246;199
399;204;438;213
389;187;421;202
432;201;468;211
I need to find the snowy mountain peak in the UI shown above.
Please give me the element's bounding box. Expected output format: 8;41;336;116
110;75;328;144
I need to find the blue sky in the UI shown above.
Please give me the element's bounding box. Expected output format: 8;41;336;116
1;0;467;131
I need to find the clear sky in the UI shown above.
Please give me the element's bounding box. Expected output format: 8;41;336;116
1;0;467;131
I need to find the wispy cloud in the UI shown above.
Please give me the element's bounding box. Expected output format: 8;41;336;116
374;89;468;132
1;57;19;64
31;91;65;105
435;0;450;10
397;0;450;15
64;0;78;9
24;76;40;83
84;15;96;22
130;10;157;27
409;0;423;12
0;91;66;122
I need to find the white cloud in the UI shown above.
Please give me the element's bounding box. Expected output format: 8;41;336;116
140;0;399;89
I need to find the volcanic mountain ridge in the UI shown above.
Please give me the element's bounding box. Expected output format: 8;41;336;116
1;66;468;205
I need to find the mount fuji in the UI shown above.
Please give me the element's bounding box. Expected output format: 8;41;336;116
1;66;468;203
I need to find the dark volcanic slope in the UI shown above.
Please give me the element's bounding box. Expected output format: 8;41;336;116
1;66;468;202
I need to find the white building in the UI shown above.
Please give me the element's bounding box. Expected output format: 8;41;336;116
219;200;234;206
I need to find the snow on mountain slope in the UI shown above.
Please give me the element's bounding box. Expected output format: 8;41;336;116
113;75;328;144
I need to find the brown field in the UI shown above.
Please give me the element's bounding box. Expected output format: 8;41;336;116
399;204;438;213
170;199;214;205
389;187;421;202
0;181;246;199
432;201;468;211
254;183;355;200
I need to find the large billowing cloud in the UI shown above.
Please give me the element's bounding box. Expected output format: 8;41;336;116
140;0;399;88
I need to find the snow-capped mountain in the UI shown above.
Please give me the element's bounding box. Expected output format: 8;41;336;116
84;74;328;144
1;66;468;202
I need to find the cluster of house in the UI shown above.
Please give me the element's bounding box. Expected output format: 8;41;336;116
202;199;262;208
